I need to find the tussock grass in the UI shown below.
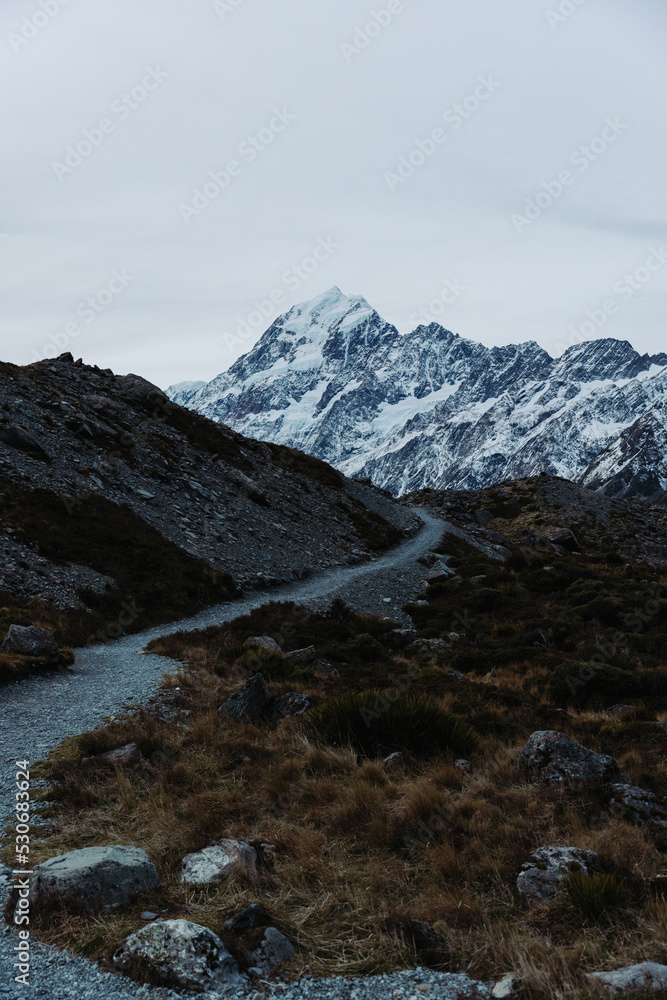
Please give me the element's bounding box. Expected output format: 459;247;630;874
6;533;667;997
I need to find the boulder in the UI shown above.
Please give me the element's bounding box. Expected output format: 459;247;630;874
113;918;244;990
426;567;455;585
474;509;493;526
179;839;257;884
545;527;581;552
1;625;58;658
268;692;314;721
284;645;316;667
516;846;604;906
312;659;340;677
218;673;271;721
246;927;294;976
27;846;158;914
224;903;273;932
0;424;47;456
609;783;667;826
585;962;667;994
518;731;624;785
244;636;281;653
406;639;449;657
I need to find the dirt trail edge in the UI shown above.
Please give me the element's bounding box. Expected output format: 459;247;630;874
0;507;445;813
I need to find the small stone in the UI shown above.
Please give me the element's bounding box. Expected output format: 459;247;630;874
140;911;158;921
284;645;316;667
268;692;314;721
179;839;258;884
492;973;522;998
245;927;294;975
454;759;471;770
84;742;141;765
243;635;281;652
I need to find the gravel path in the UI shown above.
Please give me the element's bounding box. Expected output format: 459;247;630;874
0;511;491;1000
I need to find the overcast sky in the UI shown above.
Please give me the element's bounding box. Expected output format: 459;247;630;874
1;0;665;389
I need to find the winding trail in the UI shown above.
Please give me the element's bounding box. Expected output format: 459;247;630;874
0;511;451;1000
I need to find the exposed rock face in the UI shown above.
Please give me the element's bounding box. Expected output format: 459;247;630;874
1;625;58;658
179;839;258;884
218;673;271;721
585;962;667;994
518;731;624;784
168;287;667;501
516;847;604;906
113;918;244;990
246;927;295;975
27;846;158;914
609;784;667;826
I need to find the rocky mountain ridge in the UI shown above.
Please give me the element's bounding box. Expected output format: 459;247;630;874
169;287;667;503
0;351;418;657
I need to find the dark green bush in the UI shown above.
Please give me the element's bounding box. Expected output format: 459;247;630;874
304;690;479;759
547;662;640;707
233;648;294;679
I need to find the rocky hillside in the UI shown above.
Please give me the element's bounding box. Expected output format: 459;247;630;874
0;352;418;673
169;287;667;502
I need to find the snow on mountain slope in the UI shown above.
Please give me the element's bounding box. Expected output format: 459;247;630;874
168;288;667;499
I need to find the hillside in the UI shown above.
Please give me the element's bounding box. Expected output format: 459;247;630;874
0;352;418;680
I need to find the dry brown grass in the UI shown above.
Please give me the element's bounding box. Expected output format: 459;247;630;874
4;557;666;996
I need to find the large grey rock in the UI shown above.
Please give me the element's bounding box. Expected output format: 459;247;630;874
585;962;667;994
516;846;604;906
179;839;257;884
244;635;281;652
246;927;294;975
113;918;244;990
28;845;158;914
1;625;58;658
518;731;623;784
285;645;316;666
545;527;581;552
609;783;667;826
218;673;271;721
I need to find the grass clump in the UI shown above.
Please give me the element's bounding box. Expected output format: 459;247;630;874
562;871;632;923
304;690;479;760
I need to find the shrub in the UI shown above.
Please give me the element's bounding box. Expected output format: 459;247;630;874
233;648;293;679
304;690;479;760
562;871;631;922
547;662;640;707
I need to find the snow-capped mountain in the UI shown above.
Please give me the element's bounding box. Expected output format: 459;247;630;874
168;287;667;499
